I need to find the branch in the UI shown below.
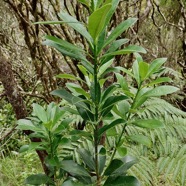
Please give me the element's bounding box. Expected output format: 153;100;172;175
153;0;183;31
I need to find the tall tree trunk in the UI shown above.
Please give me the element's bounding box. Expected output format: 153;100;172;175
0;48;49;175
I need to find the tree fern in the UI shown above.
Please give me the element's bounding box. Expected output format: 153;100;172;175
122;97;186;185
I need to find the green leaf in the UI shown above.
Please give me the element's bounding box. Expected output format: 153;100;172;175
17;119;40;132
98;146;106;174
58;12;93;44
28;142;44;151
131;119;164;129
98;119;126;137
19;145;29;153
127;134;152;147
116;147;127;157
60;160;90;177
51;89;89;111
33;103;48;123
101;39;129;65
90;81;101;103
118;66;134;78
101;84;119;102
103;18;137;48
77;0;90;8
56;74;80;81
112;156;138;176
77;148;95;170
139;61;149;81
104;156;138;176
98;59;113;77
43;36;87;61
80;60;94;75
116;73;129;91
66;83;90;98
70;130;92;139
60;137;71;146
147;77;172;86
117;100;130;116
88;4;112;42
76;106;94;121
104;159;124;176
147;58;167;76
132;60;140;85
34;21;68;24
101;95;128;117
103;0;120;28
102;45;146;58
25;174;51;185
106;127;117;136
104;176;140;186
100;67;120;78
53;118;72;133
62;180;84;186
143;85;179;97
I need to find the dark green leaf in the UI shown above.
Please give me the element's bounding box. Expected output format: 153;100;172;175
77;148;95;170
104;159;123;176
59;137;70;146
103;18;137;48
101;39;129;65
80;60;94;75
101;95;128;117
51;89;89;111
66;83;90;98
98;119;126;137
104;176;140;186
102;45;146;58
25;174;51;185
60;160;90;177
98;146;106;174
90;81;101;103
76;106;94;121
70;130;92;139
101;84;119;102
111;156;138;176
58;12;93;44
43;36;87;61
62;180;84;186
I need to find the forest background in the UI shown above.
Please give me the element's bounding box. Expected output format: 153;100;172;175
0;0;186;186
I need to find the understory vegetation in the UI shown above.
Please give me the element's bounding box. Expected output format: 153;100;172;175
0;0;186;186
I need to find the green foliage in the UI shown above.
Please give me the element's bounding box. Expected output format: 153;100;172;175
16;0;182;185
0;152;42;186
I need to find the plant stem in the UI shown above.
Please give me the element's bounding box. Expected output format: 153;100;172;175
93;45;101;186
107;83;143;167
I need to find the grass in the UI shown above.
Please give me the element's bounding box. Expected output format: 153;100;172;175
0;151;43;186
